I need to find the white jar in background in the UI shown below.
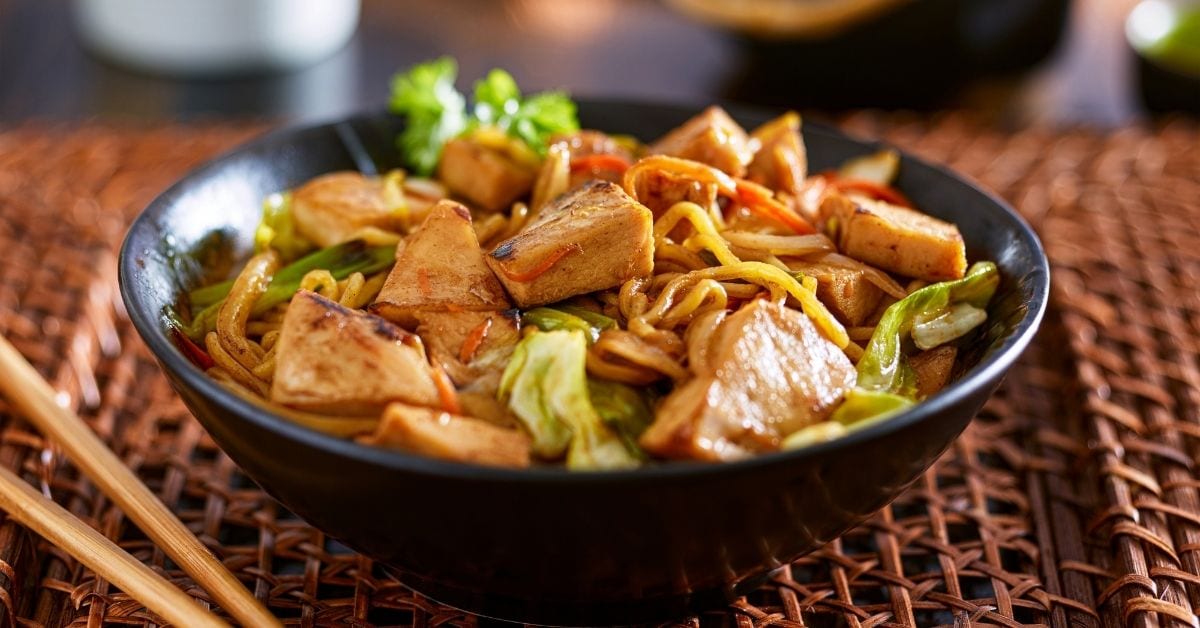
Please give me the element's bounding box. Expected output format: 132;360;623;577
74;0;361;75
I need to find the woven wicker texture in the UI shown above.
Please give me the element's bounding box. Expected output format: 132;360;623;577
0;115;1195;627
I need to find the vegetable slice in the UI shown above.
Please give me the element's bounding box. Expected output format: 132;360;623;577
587;378;654;459
783;388;914;451
498;330;639;469
254;192;313;262
521;307;615;344
185;240;396;339
857;261;999;397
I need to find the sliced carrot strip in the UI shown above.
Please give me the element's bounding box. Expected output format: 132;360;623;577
430;361;461;415
827;176;913;208
417;267;432;297
734;179;816;235
569;154;631;174
497;244;581;282
458;317;493;363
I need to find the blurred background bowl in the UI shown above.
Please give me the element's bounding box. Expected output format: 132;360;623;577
74;0;360;76
668;0;1072;108
1127;0;1200;112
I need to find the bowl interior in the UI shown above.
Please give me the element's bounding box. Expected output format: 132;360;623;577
119;100;1049;478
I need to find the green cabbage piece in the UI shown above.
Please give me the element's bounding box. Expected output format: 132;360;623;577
830;388;914;426
521;306;616;344
253;192;313;262
857;261;999;397
587;378;653;459
783;389;913;451
498;330;640;470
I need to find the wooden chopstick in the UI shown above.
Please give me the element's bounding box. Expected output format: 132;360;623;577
0;464;228;627
0;336;281;628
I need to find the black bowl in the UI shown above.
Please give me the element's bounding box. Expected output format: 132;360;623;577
704;0;1072;109
119;101;1048;625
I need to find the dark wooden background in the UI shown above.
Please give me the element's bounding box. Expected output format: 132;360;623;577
0;0;1153;127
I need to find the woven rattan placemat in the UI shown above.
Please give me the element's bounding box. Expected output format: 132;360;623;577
0;114;1196;627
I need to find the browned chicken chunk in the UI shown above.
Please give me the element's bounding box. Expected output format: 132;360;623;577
438;137;536;212
640;300;856;461
271;291;440;415
787;260;884;326
648;106;754;177
485;180;654;308
372;200;511;327
360;402;531;468
746;112;807;196
552;130;634;160
413;309;520;391
910;345;958;398
291;172;404;247
551;130;635;187
627;164;720;217
821;193;967;281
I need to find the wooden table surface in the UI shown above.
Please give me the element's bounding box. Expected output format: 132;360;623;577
0;0;1154;128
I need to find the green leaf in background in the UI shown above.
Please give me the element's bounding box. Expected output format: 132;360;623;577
472;68;521;126
388;57;469;175
388;60;579;170
505;90;579;157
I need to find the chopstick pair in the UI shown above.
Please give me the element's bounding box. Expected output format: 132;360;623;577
0;336;280;627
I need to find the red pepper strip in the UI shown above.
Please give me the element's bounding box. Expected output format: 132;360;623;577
431;361;461;415
169;326;215;370
569;153;632;175
497;244;581;282
824;175;913;208
458;317;493;363
734;179;817;235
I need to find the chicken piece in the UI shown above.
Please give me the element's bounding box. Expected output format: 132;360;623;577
371;200;511;327
486;180;654;308
437;137;536;212
271;290;440;415
551;130;635;187
820;193;967;281
552;130;634;160
648;106;754;177
413;309;521;392
787;260;884;326
627;166;719;217
910;345;958;398
746;112;807;197
640;300;856;461
360;402;531;468
291;172;404;247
